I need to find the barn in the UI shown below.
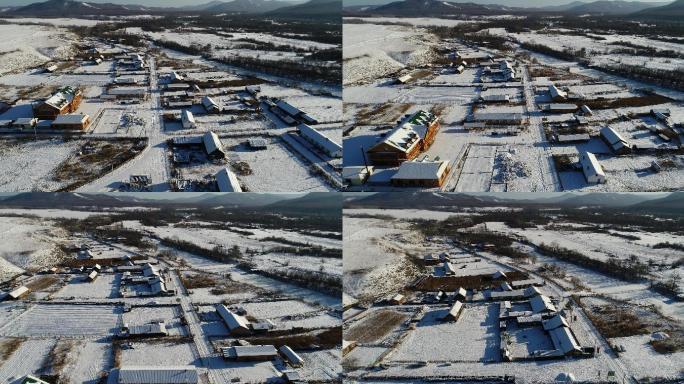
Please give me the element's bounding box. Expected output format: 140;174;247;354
298;123;342;158
600;126;631;154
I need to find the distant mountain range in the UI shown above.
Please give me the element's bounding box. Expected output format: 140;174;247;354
631;0;684;19
345;192;681;214
0;192;339;213
345;0;677;17
1;0;339;17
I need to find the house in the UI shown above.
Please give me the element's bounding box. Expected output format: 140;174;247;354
52;114;91;130
245;85;260;96
542;314;570;331
548;84;567;101
222;345;278;361
298;123;342;158
217;305;250;335
123;322;168;337
181;110;196;129
500;282;513;291
549;326;582;355
441;300;464;321
88;270;98;281
470;112;524;126
279;345;304;367
455;65;465;74
202;96;220;114
202;131;225;159
34;87;82;119
367;110;440;166
580;152;606;184
118;366;198;384
44;64;58;73
8;286;29;299
215;168;242;192
21;376;50;384
600;126;631;154
115;77;138;85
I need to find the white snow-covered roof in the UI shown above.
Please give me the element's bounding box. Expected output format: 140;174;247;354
43;87;78;110
548;84;567;99
580;152;606;182
600;126;628;146
9;286;29;299
543;314;570;331
391;160;448;181
549;326;581;354
202;131;225;156
370;110;437;154
118;366;197;384
279;345;304;366
128;322;167;335
298;123;342;157
215;168;242;192
276;100;302;117
222;345;277;359
217;305;250;331
471;112;524;122
109;87;146;96
53;114;88;125
445;300;463;319
530;294;556;313
202;95;219;110
181;110;195;124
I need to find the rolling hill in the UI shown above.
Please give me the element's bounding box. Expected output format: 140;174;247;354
631;0;684;19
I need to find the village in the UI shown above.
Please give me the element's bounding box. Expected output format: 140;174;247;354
0;193;342;384
342;17;684;192
0;16;342;192
342;193;684;383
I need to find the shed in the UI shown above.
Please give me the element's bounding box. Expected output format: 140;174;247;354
88;270;98;281
9;286;29;299
279;345;304;367
202;96;220;113
441;300;464;322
